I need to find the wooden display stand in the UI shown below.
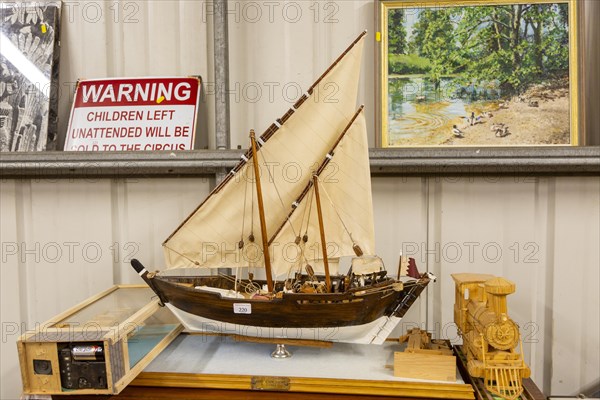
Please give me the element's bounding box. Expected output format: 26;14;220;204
122;334;474;399
48;336;549;400
18;285;183;395
394;328;456;382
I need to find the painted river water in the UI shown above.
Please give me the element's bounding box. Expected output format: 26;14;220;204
387;76;502;145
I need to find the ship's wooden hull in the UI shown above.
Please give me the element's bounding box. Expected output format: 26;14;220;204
165;304;402;344
140;273;431;343
152;276;398;328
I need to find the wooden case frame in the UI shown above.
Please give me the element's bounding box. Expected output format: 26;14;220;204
17;284;183;395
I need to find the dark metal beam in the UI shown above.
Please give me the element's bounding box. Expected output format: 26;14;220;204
214;0;231;151
1;147;598;179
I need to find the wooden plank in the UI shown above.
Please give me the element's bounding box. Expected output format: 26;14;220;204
103;339;115;393
394;352;456;382
132;372;474;399
408;348;454;356
222;333;333;348
21;342;62;393
17;342;31;393
52;386;465;400
522;378;547;400
451;274;495;285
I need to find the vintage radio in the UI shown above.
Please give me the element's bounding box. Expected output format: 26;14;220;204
18;285;183;395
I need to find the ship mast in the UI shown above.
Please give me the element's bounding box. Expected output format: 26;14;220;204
250;130;274;293
312;175;331;292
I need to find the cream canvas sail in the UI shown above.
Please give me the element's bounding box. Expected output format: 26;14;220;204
269;109;374;276
163;34;366;270
130;31;434;347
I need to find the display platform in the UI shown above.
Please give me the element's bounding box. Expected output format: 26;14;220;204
122;334;475;399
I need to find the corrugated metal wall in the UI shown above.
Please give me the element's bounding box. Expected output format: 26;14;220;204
2;177;599;398
1;1;599;398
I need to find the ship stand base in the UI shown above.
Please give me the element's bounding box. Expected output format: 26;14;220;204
271;344;292;359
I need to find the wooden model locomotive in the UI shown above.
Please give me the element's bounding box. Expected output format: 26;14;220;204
452;273;530;400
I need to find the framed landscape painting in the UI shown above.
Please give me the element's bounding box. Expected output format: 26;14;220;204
379;0;580;147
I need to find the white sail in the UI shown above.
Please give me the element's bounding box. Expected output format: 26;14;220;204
163;34;366;269
269;110;374;276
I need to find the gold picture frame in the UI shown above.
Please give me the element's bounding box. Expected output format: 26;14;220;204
378;0;580;147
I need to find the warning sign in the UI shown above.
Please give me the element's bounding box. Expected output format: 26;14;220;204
64;77;200;151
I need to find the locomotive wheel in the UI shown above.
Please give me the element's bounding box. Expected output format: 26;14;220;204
485;319;519;350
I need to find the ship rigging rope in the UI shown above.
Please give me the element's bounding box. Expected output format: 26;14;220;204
286;186;313;276
240;166;249;244
162;245;200;267
251;164;255;239
258;144;298;238
303;186;314;238
218;272;261;294
299;187;316;267
235;168;251;291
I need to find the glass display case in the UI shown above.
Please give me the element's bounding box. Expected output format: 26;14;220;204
17;285;182;395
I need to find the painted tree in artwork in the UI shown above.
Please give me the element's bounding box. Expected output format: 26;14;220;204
408;9;459;86
541;3;570;75
391;3;570;95
407;10;431;56
456;4;569;92
388;9;407;54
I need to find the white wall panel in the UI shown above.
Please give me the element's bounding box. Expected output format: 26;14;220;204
551;178;600;395
2;0;598;398
0;177;211;399
371;177;428;332
433;177;555;391
113;177;211;283
227;0;378;149
26;180;114;319
1;176;599;398
0;181;22;400
530;178;556;390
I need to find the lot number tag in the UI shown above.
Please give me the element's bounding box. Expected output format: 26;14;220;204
233;303;251;314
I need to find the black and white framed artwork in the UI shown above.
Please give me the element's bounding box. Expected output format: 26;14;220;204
0;1;61;152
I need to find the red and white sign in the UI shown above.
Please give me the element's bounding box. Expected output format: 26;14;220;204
64;77;201;151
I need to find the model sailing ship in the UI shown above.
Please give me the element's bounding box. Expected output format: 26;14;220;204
131;31;434;345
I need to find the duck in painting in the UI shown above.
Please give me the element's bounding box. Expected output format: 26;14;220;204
495;125;510;137
452;125;464;138
490;123;505;132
